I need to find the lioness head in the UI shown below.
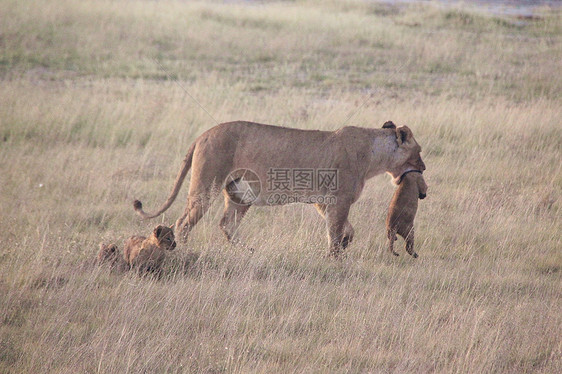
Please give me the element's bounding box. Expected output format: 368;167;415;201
153;225;177;251
383;121;426;183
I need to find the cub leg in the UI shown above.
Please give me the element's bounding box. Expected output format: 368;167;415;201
404;227;418;258
387;229;399;256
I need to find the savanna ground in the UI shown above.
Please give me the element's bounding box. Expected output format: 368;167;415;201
0;0;561;372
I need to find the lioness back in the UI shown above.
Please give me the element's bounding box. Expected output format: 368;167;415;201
196;121;335;169
205;122;383;164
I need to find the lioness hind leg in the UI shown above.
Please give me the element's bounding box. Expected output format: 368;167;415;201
175;194;212;242
220;192;251;242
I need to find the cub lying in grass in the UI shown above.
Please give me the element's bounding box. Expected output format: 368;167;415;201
97;225;176;273
123;225;177;272
97;242;120;267
386;171;427;258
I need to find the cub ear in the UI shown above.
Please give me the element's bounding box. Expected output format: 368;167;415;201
396;126;412;145
382;121;396;129
154;225;163;238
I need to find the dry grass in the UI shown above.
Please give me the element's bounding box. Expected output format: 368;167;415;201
1;0;561;373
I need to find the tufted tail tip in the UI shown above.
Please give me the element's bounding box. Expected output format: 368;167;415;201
133;200;142;211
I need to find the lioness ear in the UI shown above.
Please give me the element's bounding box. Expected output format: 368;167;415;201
382;121;396;129
396;126;412;145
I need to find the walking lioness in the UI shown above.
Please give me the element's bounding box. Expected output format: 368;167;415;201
134;121;425;256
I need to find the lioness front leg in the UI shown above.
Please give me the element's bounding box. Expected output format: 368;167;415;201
325;203;351;258
315;204;354;249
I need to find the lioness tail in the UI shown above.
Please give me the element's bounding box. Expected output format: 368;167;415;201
133;142;196;219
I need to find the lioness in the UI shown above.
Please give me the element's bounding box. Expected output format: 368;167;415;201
134;121;425;256
123;225;177;272
386;170;427;258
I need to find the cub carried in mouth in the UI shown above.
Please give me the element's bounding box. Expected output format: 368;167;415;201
386;171;427;258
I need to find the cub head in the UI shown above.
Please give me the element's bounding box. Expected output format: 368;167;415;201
398;170;428;199
382;121;426;183
153;225;177;251
97;243;119;264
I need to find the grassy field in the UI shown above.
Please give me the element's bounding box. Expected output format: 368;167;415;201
1;0;561;372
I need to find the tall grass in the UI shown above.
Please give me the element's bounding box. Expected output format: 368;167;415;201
1;0;560;373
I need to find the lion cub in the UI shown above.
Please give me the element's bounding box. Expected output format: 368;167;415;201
386;171;427;258
97;243;120;266
123;225;176;272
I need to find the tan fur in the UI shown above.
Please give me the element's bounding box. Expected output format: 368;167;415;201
96;243;129;272
97;243;120;266
134;121;425;257
123;225;176;272
386;172;428;258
